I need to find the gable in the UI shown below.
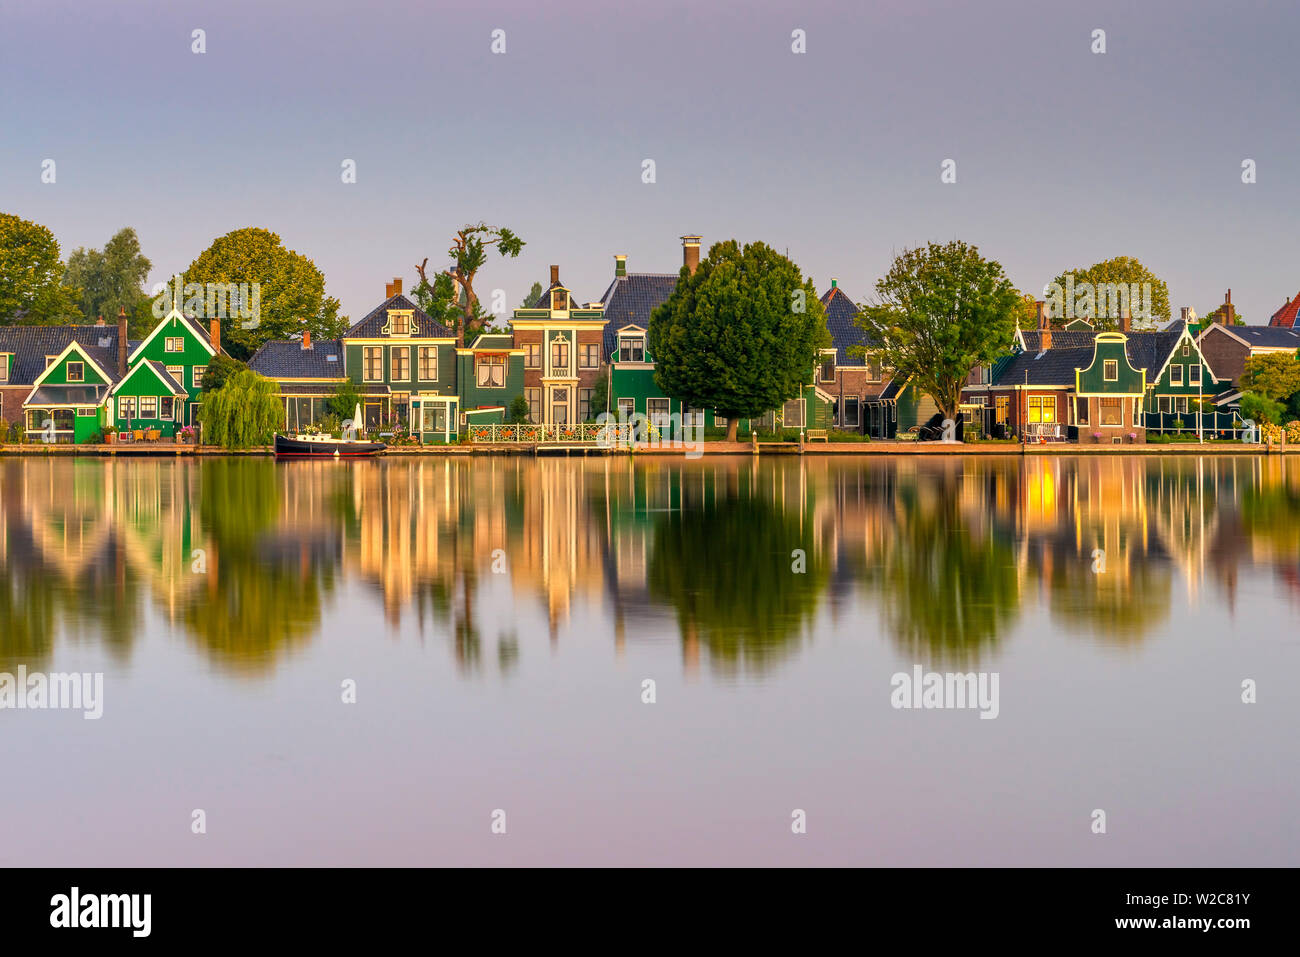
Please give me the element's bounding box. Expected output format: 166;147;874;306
130;309;217;364
111;359;187;397
32;341;113;388
1076;333;1145;395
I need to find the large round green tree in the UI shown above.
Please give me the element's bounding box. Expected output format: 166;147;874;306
0;212;82;324
1047;255;1170;329
855;240;1021;440
183;227;346;360
648;239;827;442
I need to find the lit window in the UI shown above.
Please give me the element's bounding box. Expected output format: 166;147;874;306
477;354;505;388
165;337;184;353
525;343;541;368
66;362;84;382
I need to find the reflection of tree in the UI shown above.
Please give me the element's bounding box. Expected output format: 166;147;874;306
179;459;335;675
1239;483;1300;557
1046;555;1172;642
0;569;56;667
862;482;1020;665
647;486;828;676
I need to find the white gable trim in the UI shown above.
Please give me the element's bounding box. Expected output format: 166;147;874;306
111;360;187;397
129;308;217;363
31;341;114;389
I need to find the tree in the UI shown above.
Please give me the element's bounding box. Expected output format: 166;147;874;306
1013;290;1039;329
649;240;828;442
854;240;1021;439
199;353;248;392
197;370;284;448
62;227;152;332
183;227;346;361
1047;256;1170;329
414;224;525;346
326;378;362;420
1239;392;1286;426
506;395;530;424
0;212;82;324
1240;352;1300;403
520;281;544;308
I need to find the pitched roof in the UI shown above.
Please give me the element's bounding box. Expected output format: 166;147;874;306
143;360;188;393
994;346;1096;386
467;333;515;350
1205;324;1300;348
248;339;346;379
0;325;124;385
1015;322;1188;380
1269;294;1300;327
820;286;875;364
596;273;679;358
343;294;453;338
1019;329;1100;351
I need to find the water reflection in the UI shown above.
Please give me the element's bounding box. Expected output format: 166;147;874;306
2;455;1297;676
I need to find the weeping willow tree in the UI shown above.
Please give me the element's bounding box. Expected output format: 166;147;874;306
197;370;284;448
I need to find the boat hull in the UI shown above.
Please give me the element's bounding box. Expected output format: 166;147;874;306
274;434;387;458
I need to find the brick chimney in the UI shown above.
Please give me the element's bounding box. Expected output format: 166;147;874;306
1036;299;1050;350
550;264;560;286
117;306;129;379
302;329;312;350
1180;306;1191;323
209;318;221;356
1120;304;1131;333
95;314;105;327
614;254;627;278
385;277;403;299
682;235;701;275
1221;289;1234;325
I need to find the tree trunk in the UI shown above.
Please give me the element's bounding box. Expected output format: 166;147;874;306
942;398;963;442
726;417;738;443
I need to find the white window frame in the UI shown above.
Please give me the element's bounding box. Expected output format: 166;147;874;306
618;336;644;363
1170;364;1182;386
1103;359;1118;382
140;395;158;419
1189;364;1200;386
417;346;438;382
363;347;383;382
391;346;411;382
66;361;84;383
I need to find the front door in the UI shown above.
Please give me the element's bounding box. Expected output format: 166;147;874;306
551;388;569;425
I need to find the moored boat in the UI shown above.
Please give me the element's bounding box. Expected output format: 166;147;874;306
274;432;387;458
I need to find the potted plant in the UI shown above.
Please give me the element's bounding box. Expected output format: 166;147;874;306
103;425;117;444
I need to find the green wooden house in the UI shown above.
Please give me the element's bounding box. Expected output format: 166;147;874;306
1074;332;1147;442
110;307;218;437
22;340;117;443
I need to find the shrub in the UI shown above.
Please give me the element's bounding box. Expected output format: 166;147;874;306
506;395;530;424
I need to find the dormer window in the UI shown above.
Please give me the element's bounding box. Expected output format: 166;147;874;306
165;337;184;352
385;310;413;336
551;288;568;312
67;361;84;382
618;335;644;363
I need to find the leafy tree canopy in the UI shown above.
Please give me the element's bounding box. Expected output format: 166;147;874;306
62;227;152;334
1046;256;1171;329
648;239;828;442
414;224;524;345
197;369;284;448
183;227;346;361
0;212;82;324
1240;351;1300;403
854;240;1021;434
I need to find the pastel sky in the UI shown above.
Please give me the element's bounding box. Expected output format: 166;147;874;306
3;0;1298;326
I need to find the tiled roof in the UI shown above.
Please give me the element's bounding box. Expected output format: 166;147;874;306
343;294;453;338
1012;322;1188;382
1269;294;1300;327
0;325;124;385
820;286;876;364
248;339;346;379
596;273;680;359
1020;330;1100;351
995;346;1096;386
1211;324;1300;348
1124;321;1185;376
142;360;187;393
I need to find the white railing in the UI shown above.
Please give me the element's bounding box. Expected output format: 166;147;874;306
467;423;633;445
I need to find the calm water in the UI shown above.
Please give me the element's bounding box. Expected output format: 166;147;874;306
1;454;1296;866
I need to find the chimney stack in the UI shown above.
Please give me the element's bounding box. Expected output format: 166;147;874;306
117;306;129;379
1036;300;1050;350
209;318;221;356
1180;306;1190;323
550;264;560;286
302;328;312;350
614;255;627;278
385;277;403;299
1120;304;1131;333
95;314;105;327
831;279;838;289
682;235;701;276
1221;289;1234;325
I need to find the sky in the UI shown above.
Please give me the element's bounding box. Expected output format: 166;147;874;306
3;0;1299;326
